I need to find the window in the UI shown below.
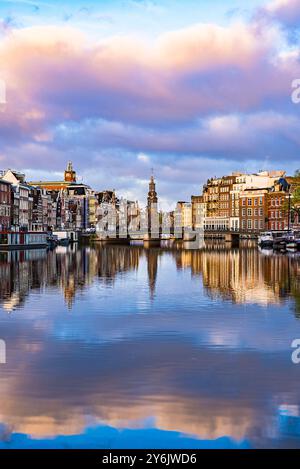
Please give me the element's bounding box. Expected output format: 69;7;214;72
247;208;252;216
247;220;252;229
248;198;252;206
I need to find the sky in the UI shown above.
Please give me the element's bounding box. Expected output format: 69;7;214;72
0;0;300;208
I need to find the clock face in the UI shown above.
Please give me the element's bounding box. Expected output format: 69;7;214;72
65;172;76;182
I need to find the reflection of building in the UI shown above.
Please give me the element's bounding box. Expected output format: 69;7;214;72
0;245;144;311
1;245;300;317
146;249;159;298
175;247;297;306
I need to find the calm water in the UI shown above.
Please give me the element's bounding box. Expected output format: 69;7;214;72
0;242;300;449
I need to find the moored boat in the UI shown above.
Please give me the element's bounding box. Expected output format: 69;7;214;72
0;231;48;250
52;230;78;246
258;232;273;247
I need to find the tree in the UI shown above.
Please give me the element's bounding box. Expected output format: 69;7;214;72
282;187;300;224
295;169;300;178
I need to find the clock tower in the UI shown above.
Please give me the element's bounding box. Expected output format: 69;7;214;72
147;174;158;208
64;161;77;183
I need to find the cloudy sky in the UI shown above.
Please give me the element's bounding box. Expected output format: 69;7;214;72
0;0;300;208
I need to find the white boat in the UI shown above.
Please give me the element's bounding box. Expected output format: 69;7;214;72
258;231;273;247
52;230;78;245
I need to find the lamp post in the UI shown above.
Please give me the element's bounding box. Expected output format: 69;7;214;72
288;191;291;232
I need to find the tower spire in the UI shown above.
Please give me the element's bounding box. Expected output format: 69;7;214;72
147;173;158;207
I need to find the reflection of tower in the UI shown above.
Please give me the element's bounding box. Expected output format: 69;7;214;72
146;249;158;299
64;161;77;183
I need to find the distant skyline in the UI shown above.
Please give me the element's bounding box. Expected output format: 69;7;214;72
0;0;300;209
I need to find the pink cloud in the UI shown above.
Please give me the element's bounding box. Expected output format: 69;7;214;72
0;20;298;139
264;0;300;25
0;10;299;199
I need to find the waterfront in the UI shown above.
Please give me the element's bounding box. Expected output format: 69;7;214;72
0;243;300;448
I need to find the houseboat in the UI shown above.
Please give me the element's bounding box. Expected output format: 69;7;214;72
0;231;48;250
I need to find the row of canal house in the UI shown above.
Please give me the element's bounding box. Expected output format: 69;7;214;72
0;169;55;232
183;171;300;233
0;163;112;236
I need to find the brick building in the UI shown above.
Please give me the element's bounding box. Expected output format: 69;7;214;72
203;175;236;230
0;179;11;229
239;188;268;232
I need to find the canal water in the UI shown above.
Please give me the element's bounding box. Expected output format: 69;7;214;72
0;243;300;449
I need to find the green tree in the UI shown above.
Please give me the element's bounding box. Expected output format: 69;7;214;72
282;187;300;219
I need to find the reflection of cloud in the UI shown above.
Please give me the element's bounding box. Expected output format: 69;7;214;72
0;247;300;446
0;424;249;449
0;327;298;444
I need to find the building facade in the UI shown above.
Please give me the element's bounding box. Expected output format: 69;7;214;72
203;175;236;230
239;189;268;232
0;179;11;229
191;195;205;230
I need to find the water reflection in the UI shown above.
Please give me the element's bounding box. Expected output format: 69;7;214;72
1;244;300;315
0;244;300;448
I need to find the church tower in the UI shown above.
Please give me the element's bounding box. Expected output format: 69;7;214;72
64;161;77;183
147;174;158;208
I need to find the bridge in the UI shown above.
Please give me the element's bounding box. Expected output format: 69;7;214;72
87;227;261;247
203;229;260;243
